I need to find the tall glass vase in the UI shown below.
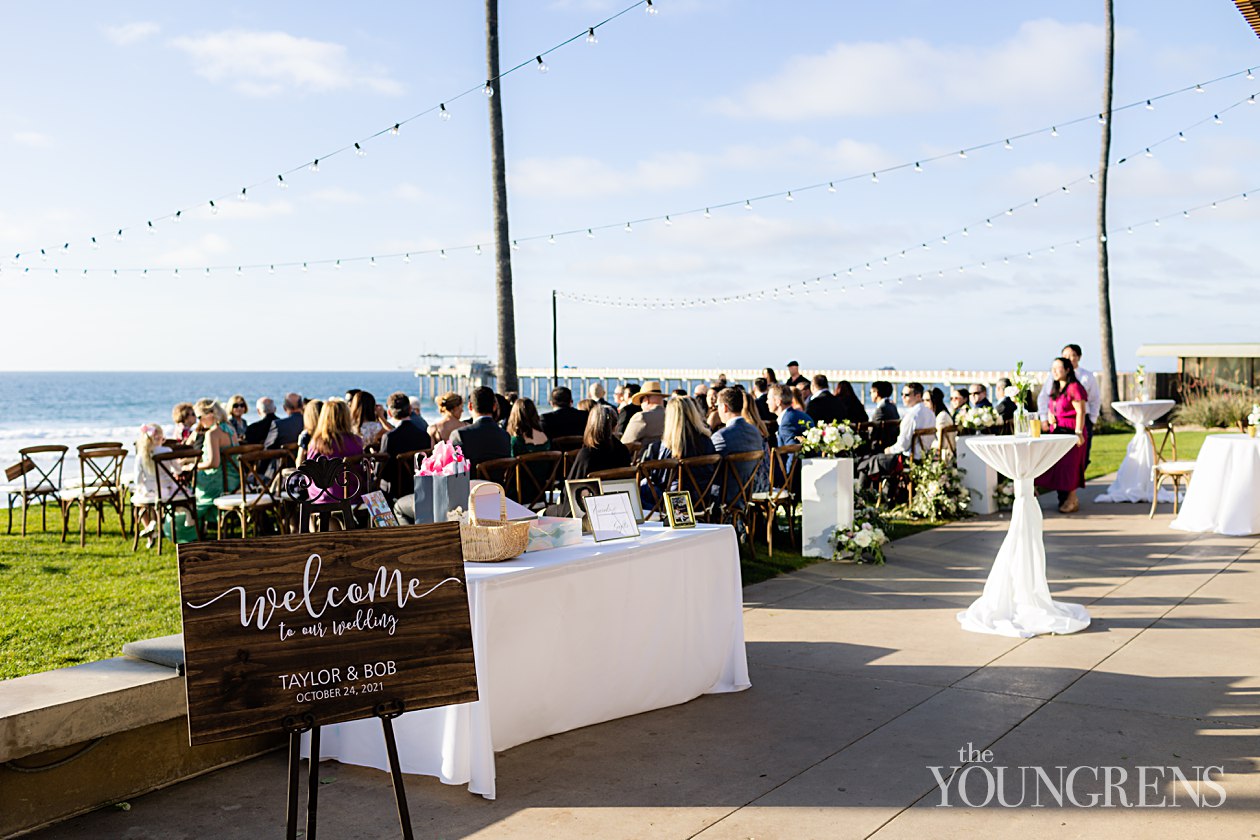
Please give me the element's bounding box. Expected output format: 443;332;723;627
1013;406;1033;438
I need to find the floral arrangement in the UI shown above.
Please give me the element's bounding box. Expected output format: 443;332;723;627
1248;404;1260;428
904;457;970;520
957;405;1000;431
801;420;860;458
417;440;469;476
994;478;1014;511
1135;364;1147;397
832;504;890;565
1004;361;1037;407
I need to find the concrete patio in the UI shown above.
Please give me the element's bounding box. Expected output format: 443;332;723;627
25;478;1260;839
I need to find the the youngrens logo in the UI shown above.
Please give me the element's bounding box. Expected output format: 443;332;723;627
185;552;463;639
929;743;1226;808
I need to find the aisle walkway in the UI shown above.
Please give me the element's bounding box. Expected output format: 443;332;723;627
33;481;1260;839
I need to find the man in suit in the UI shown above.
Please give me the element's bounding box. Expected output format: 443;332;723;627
784;360;809;390
541;386;588;439
712;387;765;503
379;391;432;503
867;380;900;452
994;377;1018;423
621;380;667;446
449;386;511;475
272;393;304;449
968;384;993;410
588;382;614;408
244;397;279;447
407;397;430;434
753;377;778;437
806;374;842;425
615;382;641;437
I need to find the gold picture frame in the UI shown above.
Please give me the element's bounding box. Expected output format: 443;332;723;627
664;491;696;529
564;478;604;533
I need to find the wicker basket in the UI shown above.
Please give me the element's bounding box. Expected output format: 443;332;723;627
460;482;531;562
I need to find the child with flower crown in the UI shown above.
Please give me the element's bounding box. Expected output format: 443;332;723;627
132;423;172;546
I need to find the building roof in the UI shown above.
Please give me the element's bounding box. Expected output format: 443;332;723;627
1236;0;1260;39
1138;343;1260;357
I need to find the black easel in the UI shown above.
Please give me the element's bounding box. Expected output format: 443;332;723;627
283;701;414;840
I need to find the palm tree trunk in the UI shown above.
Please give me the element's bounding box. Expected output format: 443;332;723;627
1096;0;1119;420
485;0;518;393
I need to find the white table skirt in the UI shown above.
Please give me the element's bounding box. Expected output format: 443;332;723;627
1095;400;1176;504
955;437;1091;638
305;523;750;798
1171;434;1260;535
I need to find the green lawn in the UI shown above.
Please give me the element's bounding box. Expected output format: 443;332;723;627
1084;428;1219;482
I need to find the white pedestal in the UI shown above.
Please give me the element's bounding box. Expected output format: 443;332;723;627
800;457;854;558
958;436;998;514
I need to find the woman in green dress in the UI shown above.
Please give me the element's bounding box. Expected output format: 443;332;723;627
169;398;239;542
507;398;551;456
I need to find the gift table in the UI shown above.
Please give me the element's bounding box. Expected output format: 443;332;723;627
306;522;749;798
1170;434;1260;535
956;436;1091;638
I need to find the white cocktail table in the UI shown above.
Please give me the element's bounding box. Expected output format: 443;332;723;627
1094;399;1176;503
1170;434;1259;535
956;436;1091;638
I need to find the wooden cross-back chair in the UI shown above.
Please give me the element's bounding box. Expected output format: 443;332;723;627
1145;423;1196;518
476;458;519;501
625;441;645;465
550;435;584;453
899;427;940;508
216;449;288;539
284;456;365;532
637;457;680;520
516;450;564;510
717;450;764;534
751;444;802;556
588;466;638;480
677;454;722;522
4;444;67;536
137;450;200;553
61;444;127;546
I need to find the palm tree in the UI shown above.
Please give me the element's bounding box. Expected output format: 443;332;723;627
485;0;518;392
1096;0;1118;419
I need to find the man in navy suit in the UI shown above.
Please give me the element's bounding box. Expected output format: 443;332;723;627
806;374;843;425
271;393;304;448
540;386;588;439
712;388;765;503
379;392;432;502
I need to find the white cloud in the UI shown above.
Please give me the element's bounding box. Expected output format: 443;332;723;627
168;30;404;97
11;131;51;148
310;188;366;206
713;19;1105;120
103;21;161;46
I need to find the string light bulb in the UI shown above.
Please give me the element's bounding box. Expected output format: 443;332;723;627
354;143;366;157
744;199;752;210
624;222;632;232
1003;139;1012;150
548;234;556;245
535;56;548;73
310;159;320;172
1214;114;1222;124
1195;83;1204;93
147;221;155;234
664;215;672;225
1098;113;1106;124
703;208;712;218
870;172;879;183
91;237;99;248
646;0;658;14
209;201;217;215
1145;99;1154;110
913;162;923;172
370;257;377;267
115;228;125;240
335;260;342;269
173;211;182;223
1050;126;1059;137
827;182;836;192
1178;131;1186;141
236;266;242;276
302;262;309;271
586;27;597;44
958;149;967;159
439;104;451;121
1249;95;1256;105
483;81;494;97
785;191;794;202
277;174;287;189
239;187;248;201
403;253;411;263
440;249;448;258
390;123;401;135
1248;68;1256;80
268;265;275;274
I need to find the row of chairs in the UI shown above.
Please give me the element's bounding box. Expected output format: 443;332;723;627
3;442;131;547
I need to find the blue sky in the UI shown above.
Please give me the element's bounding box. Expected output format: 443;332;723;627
2;0;1258;373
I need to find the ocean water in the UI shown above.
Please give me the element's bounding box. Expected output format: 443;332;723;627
0;371;434;472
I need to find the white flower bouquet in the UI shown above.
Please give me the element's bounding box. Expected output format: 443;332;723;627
833;520;889;565
958;405;1000;431
801;420;860;458
1248;403;1260;427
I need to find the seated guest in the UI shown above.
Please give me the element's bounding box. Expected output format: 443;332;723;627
589;382;614;408
806;374;842;424
245;397;279;447
507;397;550;456
568;405;631;479
763;366;779;385
739;387;772;493
671;388;689;397
692;383;709;419
867;380;900;451
950;387;969;422
295;399;324;465
705;387;723;431
753;377;779;437
131;423;171;546
576;398;596;413
407;397;430;434
969;383;993;409
541;386;588;439
273;393;304;448
449;386;511;475
886;383;936;457
350;391;387;449
379;392;432;503
615;382;641;436
191;398;239;525
171;402;196;444
993;377;1029;423
640;397;716;504
429;391;467;444
621;381;667;446
495;392;512;428
770;384;811;446
304;398;365;504
929;387;956;458
227;395;249;442
835;380;868;424
712;388;766;502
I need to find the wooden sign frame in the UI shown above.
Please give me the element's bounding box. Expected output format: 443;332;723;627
178;522;477;746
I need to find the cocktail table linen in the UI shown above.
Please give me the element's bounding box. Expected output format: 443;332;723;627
305;523;750;798
956;436;1091;638
1170;434;1260;535
1095;400;1176;503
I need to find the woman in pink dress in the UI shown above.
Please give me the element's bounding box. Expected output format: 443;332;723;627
1036;356;1089;513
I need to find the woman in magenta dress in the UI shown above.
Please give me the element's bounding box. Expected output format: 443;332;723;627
1036;356;1089;513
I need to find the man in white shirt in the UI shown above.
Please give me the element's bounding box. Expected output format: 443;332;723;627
885;382;937;457
1038;343;1100;465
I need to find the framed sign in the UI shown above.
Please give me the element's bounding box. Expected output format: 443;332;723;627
585;491;641;542
600;478;645;523
564;478;603;532
178;522;477;745
664;491;697;528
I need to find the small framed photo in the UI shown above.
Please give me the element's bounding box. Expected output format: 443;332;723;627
585;491;641;542
564;478;604;532
599;478;644;523
664;491;696;529
361;491;400;528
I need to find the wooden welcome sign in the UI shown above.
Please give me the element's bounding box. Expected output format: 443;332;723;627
178;522;478;745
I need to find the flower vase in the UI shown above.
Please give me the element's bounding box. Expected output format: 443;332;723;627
1013;407;1034;438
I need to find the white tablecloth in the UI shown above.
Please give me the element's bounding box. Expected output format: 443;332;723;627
1170;434;1260;535
305;523;750;798
955;437;1091;638
1095;400;1176;503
